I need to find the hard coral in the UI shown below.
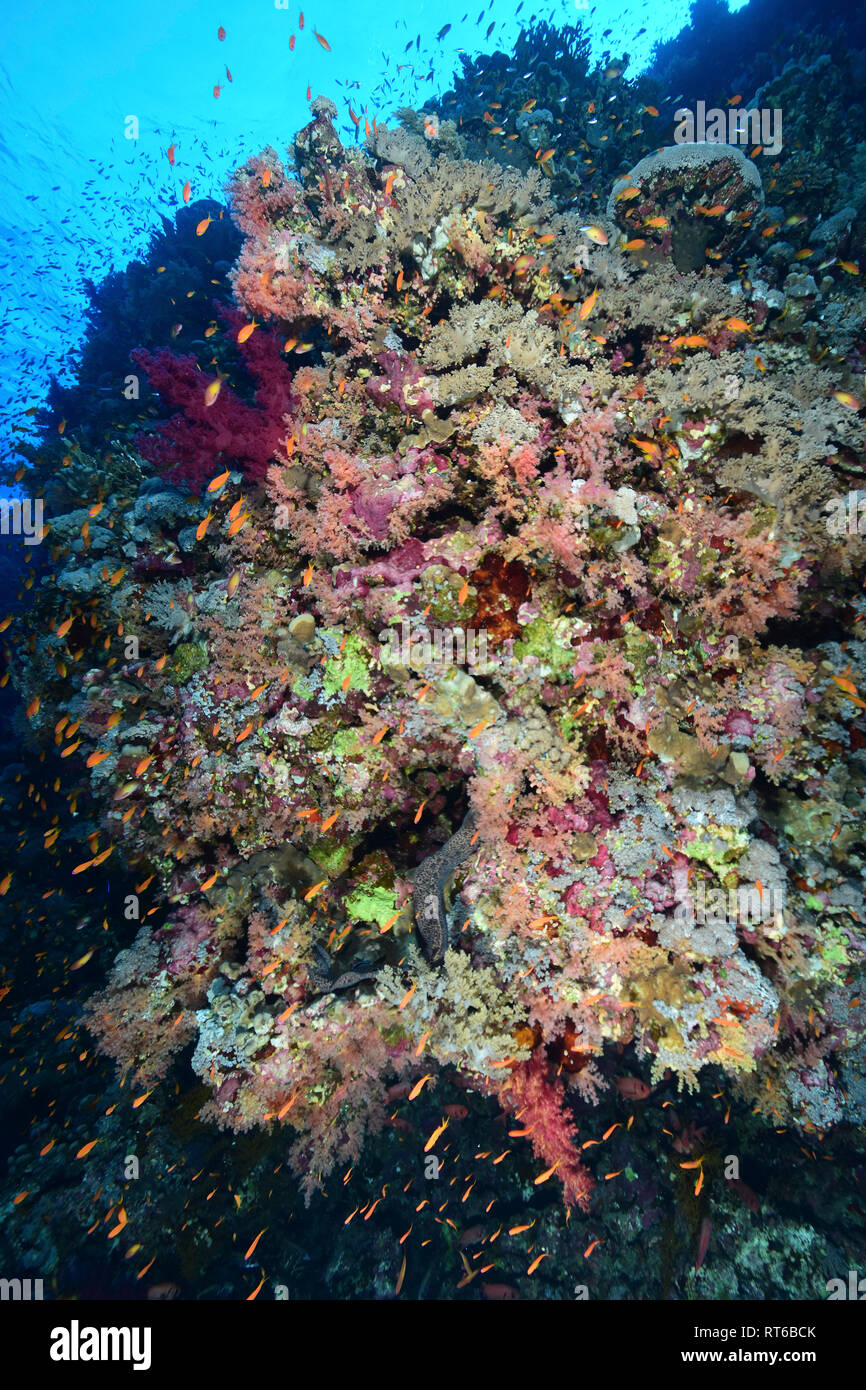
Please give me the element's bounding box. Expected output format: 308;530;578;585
608;143;764;271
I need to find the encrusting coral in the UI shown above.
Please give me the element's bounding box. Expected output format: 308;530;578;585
9;92;865;1211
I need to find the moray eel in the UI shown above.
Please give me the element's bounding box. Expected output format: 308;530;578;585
307;809;478;994
412;809;478;965
306;945;379;996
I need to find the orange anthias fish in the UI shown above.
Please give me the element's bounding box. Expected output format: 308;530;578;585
629;436;661;461
423;1117;449;1152
833;675;862;697
579;288;599;320
244;1228;267;1261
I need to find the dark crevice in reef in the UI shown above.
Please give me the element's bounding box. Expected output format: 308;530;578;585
716;432;762;461
763;609;852;649
412;495;491;540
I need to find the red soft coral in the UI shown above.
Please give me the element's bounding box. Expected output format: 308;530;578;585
132;307;295;489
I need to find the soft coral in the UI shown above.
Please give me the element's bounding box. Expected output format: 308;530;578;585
132;306;296;490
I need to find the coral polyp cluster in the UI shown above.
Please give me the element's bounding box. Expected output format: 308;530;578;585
12;95;865;1212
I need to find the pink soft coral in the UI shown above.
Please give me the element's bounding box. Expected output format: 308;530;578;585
495;1050;594;1210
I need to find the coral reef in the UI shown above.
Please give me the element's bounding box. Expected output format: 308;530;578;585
5;52;865;1238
